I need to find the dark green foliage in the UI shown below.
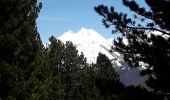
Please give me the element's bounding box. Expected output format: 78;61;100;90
95;0;170;97
78;65;101;100
122;86;164;100
2;0;169;99
95;53;118;81
0;1;61;100
0;0;42;99
48;36;90;100
94;53;124;100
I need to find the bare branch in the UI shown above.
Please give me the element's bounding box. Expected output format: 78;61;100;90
126;26;170;35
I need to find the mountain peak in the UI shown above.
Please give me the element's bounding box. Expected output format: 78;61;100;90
58;28;147;87
79;27;96;34
58;28;116;63
77;27;105;39
79;27;91;32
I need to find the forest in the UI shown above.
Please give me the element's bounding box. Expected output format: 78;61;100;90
0;0;170;100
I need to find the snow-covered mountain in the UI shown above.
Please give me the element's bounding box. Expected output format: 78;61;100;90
58;28;120;63
58;28;147;87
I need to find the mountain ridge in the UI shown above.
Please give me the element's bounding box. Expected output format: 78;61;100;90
58;27;148;87
58;27;119;63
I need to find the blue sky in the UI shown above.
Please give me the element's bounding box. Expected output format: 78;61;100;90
37;0;147;43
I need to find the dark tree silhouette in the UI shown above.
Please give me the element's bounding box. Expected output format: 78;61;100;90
0;0;43;99
95;0;170;97
95;53;124;100
48;36;89;100
0;1;61;99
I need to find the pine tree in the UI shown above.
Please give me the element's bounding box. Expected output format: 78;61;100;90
61;41;87;100
0;0;41;99
48;36;89;100
95;53;118;81
0;0;59;99
95;0;170;98
94;53;124;100
78;64;101;100
47;36;66;100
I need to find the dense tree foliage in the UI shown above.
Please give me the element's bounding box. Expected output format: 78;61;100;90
122;86;164;100
78;65;101;100
0;0;45;99
1;0;168;99
0;1;60;100
48;36;88;100
94;53;124;100
95;0;170;98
